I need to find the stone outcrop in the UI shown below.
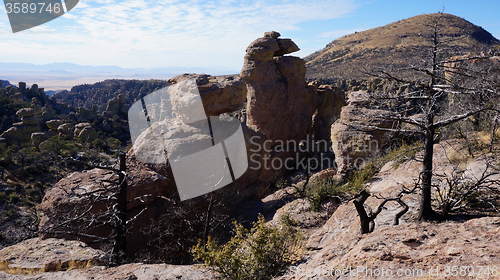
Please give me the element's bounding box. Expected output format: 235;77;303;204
167;73;247;116
0;238;108;276
312;85;345;142
102;94;127;119
74;123;97;141
39;163;173;259
272;139;500;280
241;31;316;143
57;123;72;139
0;263;213;279
45;119;64;135
241;31;317;181
280;217;500;280
0;108;39;142
331;91;397;173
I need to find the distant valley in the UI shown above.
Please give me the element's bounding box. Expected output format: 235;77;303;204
0;62;238;91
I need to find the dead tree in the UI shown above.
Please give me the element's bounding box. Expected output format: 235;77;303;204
353;186;413;234
350;12;500;220
41;153;133;265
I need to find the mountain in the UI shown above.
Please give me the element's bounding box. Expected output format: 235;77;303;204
0;62;237;91
305;13;500;81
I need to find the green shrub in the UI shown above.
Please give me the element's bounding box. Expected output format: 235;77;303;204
8;193;19;204
191;215;303;280
305;177;341;211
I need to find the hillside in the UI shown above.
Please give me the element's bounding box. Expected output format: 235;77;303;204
52;79;169;113
305;13;500;81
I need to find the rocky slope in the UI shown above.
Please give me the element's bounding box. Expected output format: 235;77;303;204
2;139;500;279
305;13;500;81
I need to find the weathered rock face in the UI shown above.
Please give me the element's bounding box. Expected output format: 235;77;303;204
39;162;175;259
241;32;317;182
331;91;397;173
283;216;500;280
167;73;247;116
0;263;213;279
241;32;316;144
273;139;500;280
0;238;108;276
312;85;345;142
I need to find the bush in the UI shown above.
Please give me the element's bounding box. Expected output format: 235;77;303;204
305;177;341;211
191;215;303;280
8;193;19;204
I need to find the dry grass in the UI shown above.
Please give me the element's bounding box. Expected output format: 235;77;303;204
306;13;499;81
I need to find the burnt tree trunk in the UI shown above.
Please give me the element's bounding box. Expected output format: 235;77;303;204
418;125;436;221
115;153;128;263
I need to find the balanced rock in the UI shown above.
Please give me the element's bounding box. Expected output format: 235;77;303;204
241;32;315;143
46;119;64;132
0;108;39;142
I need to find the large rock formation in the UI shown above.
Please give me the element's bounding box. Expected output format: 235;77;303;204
331;91;397;173
0;108;39;143
312;85;345;142
241;31;317;181
167;74;247;116
241;31;316;143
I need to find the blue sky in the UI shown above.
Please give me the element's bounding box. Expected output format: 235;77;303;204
0;0;499;73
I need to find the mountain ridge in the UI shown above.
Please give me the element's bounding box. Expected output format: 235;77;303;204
305;13;500;81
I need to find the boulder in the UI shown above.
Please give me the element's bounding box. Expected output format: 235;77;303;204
167;73;247;116
275;38;300;56
46;119;64;130
39;163;174;259
0;238;108;276
16;108;34;118
264;30;281;39
57;123;72;139
77;126;97;141
74;122;91;135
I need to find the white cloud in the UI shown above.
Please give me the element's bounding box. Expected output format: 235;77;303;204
0;0;358;70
